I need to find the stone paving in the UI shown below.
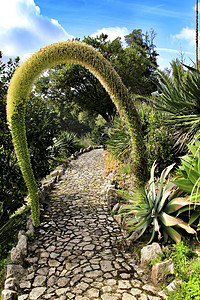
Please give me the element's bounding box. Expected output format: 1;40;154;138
18;149;164;300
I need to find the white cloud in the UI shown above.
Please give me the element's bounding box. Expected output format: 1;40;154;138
91;27;129;43
0;0;74;60
172;27;195;47
157;48;195;55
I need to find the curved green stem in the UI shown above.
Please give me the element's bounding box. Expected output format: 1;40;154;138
7;41;147;226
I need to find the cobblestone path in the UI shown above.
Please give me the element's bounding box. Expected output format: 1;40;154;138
18;149;163;300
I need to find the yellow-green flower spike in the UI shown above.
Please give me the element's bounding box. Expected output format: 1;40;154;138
7;41;146;226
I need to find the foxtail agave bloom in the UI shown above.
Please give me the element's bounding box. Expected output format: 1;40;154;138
7;41;146;226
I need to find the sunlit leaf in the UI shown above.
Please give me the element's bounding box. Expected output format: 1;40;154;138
173;178;194;193
162;225;182;244
157;190;171;213
165;197;196;214
177;222;196;234
159;212;183;227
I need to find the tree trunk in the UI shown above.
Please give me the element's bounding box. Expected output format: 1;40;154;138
196;0;199;69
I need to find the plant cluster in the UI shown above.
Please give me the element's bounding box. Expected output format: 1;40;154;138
106;118;131;161
48;130;81;162
166;241;200;300
123;162;199;244
153;60;200;148
0;54;28;227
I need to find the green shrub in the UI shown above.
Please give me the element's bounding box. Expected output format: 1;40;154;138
167;241;200;300
107;118;131;161
79;134;93;148
139;104;178;175
0;55;27;226
48;130;81;160
90;124;107;145
26;95;60;182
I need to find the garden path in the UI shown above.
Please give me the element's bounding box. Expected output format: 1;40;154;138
18;149;163;300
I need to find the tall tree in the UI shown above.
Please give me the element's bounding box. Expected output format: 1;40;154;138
35;30;158;125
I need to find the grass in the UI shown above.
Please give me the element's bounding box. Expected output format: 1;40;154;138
102;151;123;176
166;240;200;299
143;239;200;299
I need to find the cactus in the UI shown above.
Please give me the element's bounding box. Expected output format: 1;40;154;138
7;41;146;226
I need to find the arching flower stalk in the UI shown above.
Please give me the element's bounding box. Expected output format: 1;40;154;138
7;41;146;226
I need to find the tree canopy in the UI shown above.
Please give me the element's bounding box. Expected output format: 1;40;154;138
35;29;158;123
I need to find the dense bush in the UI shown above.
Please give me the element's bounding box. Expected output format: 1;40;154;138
48;130;81;162
25;94;60;182
0;54;62;227
0;54;27;226
106;104;179;175
106;118;131;161
143;107;178;174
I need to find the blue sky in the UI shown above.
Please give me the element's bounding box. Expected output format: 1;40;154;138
0;0;198;69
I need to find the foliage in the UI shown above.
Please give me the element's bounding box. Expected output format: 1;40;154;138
173;140;200;230
0;207;29;293
26;94;60;181
48;130;80;160
153;59;200;147
7;40;146;225
103;151;123;176
123;162;199;244
84;30;158;96
35;63;116;123
107;118;131;161
106;102;178;175
166;241;200;300
78;134;93;149
0;53;27;227
174;140;200;201
140;104;179;174
34;30;158;128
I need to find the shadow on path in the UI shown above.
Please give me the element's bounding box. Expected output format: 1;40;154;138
18;149;162;300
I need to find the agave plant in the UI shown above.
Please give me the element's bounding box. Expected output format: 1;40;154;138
173;140;200;228
124;162;200;243
174;140;200;199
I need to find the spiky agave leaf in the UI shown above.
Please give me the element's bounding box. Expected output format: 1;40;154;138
188;211;200;225
162;224;182;244
157;189;172;213
165;197;200;214
159;212;184;227
124;161;199;244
